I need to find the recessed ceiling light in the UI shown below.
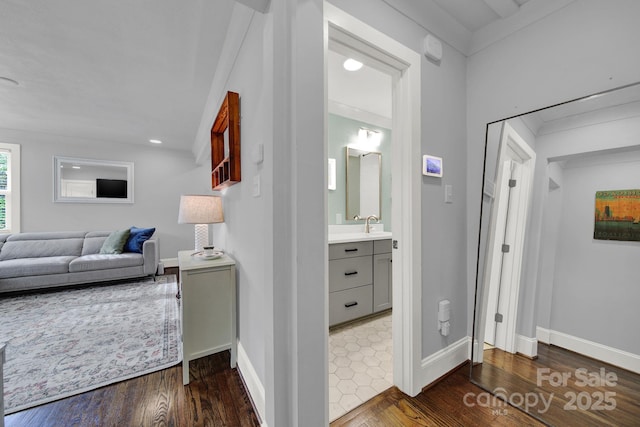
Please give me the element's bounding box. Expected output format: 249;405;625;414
343;58;363;71
149;139;163;144
0;76;19;86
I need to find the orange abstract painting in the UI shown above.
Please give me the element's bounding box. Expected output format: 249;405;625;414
594;189;640;241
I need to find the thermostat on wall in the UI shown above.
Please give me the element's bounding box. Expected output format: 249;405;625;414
423;155;443;177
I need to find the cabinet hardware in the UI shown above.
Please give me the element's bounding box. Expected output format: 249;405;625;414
344;248;358;252
345;301;358;308
344;271;358;276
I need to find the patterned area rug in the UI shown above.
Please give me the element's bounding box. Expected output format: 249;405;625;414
0;276;182;414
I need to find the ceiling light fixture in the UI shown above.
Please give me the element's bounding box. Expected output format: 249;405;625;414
343;58;363;71
149;139;163;144
0;76;19;86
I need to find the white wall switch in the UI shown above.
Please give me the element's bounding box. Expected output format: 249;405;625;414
445;184;453;203
253;174;261;197
252;144;264;164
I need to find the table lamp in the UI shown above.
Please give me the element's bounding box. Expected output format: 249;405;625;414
178;195;224;251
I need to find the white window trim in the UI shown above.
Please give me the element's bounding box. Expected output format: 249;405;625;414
0;142;20;234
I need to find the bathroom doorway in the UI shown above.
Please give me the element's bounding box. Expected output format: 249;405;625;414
326;44;394;421
325;4;423;421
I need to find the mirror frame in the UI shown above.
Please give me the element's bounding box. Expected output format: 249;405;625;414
53;156;134;204
345;146;382;220
470;81;640;423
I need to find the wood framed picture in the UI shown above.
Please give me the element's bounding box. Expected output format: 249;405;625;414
211;91;240;190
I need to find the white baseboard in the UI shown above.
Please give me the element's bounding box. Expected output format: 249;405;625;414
536;326;550;344
237;341;267;426
537;327;640;374
515;334;538;358
420;336;470;387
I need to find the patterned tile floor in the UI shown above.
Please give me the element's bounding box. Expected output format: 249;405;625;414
328;311;393;421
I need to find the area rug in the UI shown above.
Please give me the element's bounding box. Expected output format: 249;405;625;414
0;276;182;414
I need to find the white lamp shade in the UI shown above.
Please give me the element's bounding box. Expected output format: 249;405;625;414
178;195;224;224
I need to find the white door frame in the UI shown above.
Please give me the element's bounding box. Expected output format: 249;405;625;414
325;3;423;396
476;121;535;362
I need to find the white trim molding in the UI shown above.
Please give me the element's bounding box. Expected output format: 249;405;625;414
537;327;640;374
237;341;267;425
515;334;538;358
420;337;470;387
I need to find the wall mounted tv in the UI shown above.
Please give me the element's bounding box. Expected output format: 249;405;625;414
96;179;128;198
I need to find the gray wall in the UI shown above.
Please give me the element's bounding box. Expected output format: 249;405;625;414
0;128;208;259
207;9;270;392
550;151;640;355
466;0;640;336
327;113;392;228
329;0;469;358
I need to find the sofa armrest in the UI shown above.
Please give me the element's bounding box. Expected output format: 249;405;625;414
142;238;159;275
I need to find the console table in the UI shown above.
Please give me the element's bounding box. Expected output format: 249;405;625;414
178;250;236;385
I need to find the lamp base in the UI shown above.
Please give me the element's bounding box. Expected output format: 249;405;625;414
194;224;210;252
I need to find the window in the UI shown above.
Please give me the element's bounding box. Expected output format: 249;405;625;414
0;143;20;234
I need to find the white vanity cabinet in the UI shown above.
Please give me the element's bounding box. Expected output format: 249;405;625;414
329;238;392;326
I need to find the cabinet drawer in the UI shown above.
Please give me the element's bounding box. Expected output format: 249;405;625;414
329;256;372;292
374;239;392;254
329;241;373;260
329;285;373;326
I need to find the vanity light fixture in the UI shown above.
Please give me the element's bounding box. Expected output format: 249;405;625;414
343;58;363;71
149;139;163;144
358;127;382;147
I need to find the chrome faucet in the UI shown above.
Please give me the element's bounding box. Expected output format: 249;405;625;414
365;215;379;233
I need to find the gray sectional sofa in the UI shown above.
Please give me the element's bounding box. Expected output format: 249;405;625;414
0;231;158;294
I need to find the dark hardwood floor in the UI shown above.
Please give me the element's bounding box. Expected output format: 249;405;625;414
331;363;544;427
472;344;640;427
8;343;635;426
4;351;260;427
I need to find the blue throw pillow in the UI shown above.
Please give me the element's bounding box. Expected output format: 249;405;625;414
124;226;155;253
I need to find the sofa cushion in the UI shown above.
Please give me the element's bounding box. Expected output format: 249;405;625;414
0;237;84;261
0;234;10;252
0;256;76;278
81;235;110;255
68;253;143;272
99;229;130;254
124;227;155;253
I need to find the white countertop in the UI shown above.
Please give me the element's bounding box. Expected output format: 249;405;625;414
328;231;392;244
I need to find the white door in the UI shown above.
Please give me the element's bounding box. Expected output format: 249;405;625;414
480;122;535;355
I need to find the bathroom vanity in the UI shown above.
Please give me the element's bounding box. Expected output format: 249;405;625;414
328;232;392;326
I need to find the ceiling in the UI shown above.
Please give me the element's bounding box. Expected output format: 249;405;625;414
0;0;566;153
431;0;531;33
327;50;392;122
0;0;234;151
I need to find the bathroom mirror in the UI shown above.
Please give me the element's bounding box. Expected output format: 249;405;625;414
471;81;640;425
346;147;381;219
53;156;134;203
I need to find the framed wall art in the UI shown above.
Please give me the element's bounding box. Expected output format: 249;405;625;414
594;189;640;241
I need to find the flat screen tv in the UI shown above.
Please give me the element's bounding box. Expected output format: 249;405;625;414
96;179;128;198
